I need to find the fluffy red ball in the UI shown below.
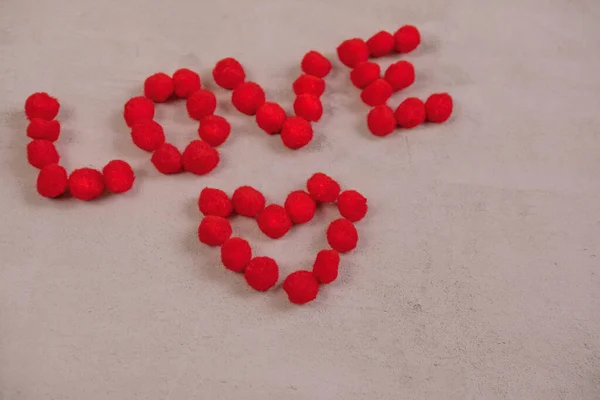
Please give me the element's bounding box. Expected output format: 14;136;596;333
123;96;155;127
350;62;381;89
131;120;165;152
213;58;246;90
151;143;182;174
301;51;332;78
367;105;396;137
172;68;201;98
232;82;266;116
186;89;217;121
294;94;323;122
36;164;68;198
144;72;174;102
68;168;104;201
102;160;135;194
366;30;395;57
244;256;279;291
283;270;319;305
280;116;313;150
336;38;369;68
182;140;219;175
395;97;426;129
293;74;326;97
257;204;292;239
312;249;340;284
27;140;59;169
327;219;358;253
221;237;252;273
198;115;231;146
25;92;59;121
284;190;316;224
337;190;368;222
384;61;415;91
394;25;421;53
198;187;233;218
425;93;453;123
361;79;393;106
27;118;60;142
198;215;232;246
232;186;265;217
307;172;340;203
256;102;286;134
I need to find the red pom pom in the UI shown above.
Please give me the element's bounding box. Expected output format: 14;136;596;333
301;51;332;78
232;82;265;116
366;31;395;57
131;120;165;152
198;187;233;218
36;164;67;198
221;237;252;272
182;140;219;175
173;68;201;98
395;97;426;129
27;118;60;142
256;102;286;134
102;160;135;194
284;190;316;224
293;94;323;122
350;62;381;89
394;25;421;53
293;74;326;97
213;58;246;90
337;190;368;222
367;105;396;137
27;140;59;169
361;79;393;106
425;93;453;123
198;215;232;246
144;73;174;102
283;270;319;305
232;186;265;217
68;168;104;201
25;92;59;121
327;219;358;253
312;249;340;284
151;143;182;174
384;61;415;91
337;38;369;68
186;89;217;121
307;172;340;203
280;116;313;150
257;204;292;239
124;96;155;127
244;256;279;291
198;115;231;146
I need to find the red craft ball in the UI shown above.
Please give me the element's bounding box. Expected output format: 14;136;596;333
36;164;68;198
301;51;332;78
244;256;279;292
213;58;246;90
182;140;220;175
221;237;252;273
151;143;182;174
68;168;105;201
366;30;395;57
337;190;368;222
198;215;232;246
394;25;421;53
257;204;292;239
198;115;231;146
336;38;369;68
283;270;319;305
361;79;393;107
280;116;313;150
198;187;233;218
284;190;316;224
425;93;453;123
312;249;340;284
25;92;59;121
395;97;426;129
306;172;340;203
232;186;265;218
123;96;155;127
384;61;415;91
294;94;323;122
172;68;201;98
27;118;60;142
144;72;174;103
327;218;358;253
231;82;266;116
186;89;217;121
131;120;165;152
367;105;396;137
293;74;326;97
27;140;59;169
256;102;286;134
102;160;135;194
350;61;381;89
